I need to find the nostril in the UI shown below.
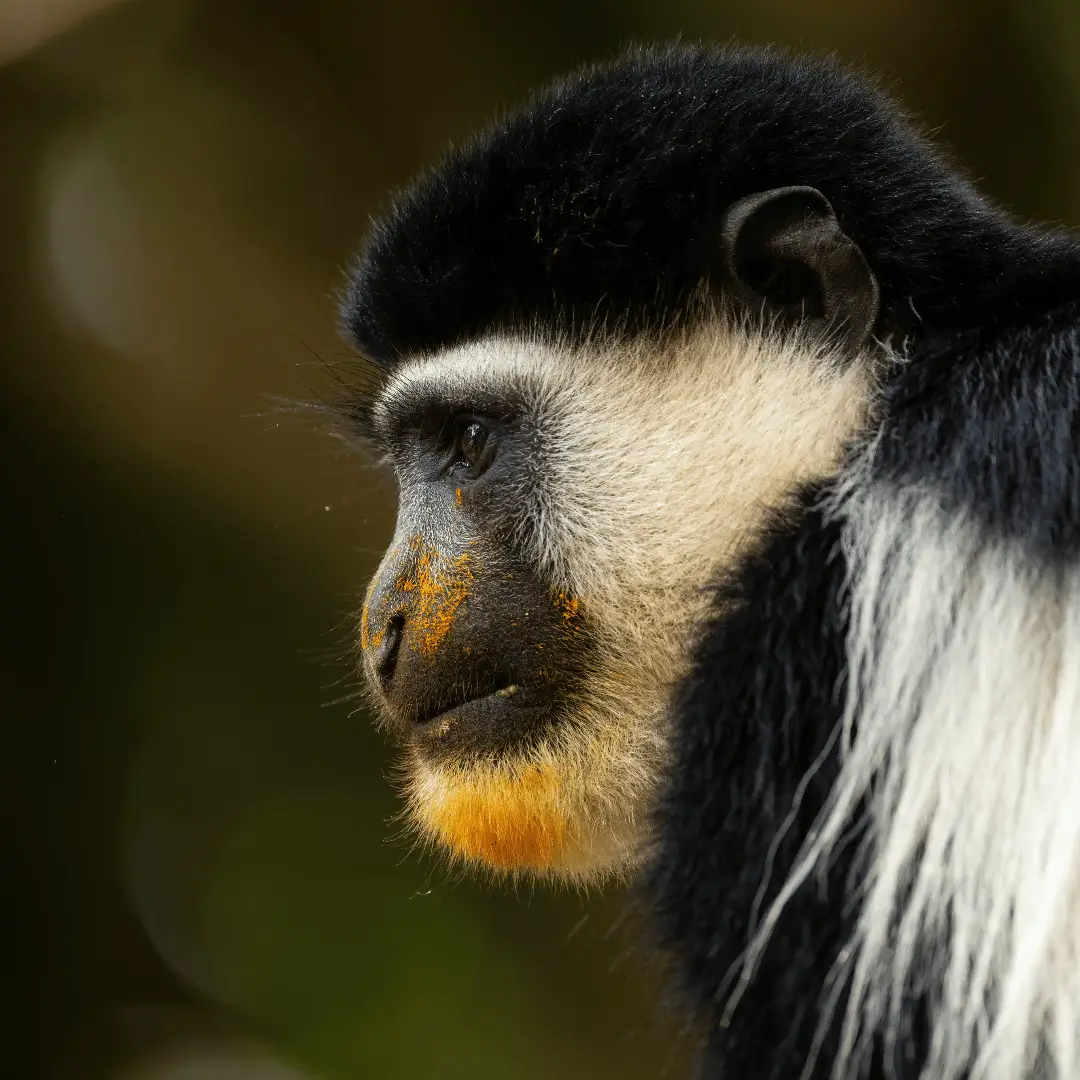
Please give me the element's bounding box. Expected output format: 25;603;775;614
374;613;405;691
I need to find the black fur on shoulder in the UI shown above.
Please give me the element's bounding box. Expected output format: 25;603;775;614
342;43;1077;366
648;493;929;1079
649;495;849;1078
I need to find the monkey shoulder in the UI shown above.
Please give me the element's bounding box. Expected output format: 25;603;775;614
649;496;865;1078
649;296;1080;1079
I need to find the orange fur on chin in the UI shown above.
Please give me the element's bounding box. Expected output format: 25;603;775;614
407;754;579;873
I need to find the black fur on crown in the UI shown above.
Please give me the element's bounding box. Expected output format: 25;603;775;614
342;42;1077;366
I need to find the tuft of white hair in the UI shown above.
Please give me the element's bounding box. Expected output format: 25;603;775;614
738;446;1080;1080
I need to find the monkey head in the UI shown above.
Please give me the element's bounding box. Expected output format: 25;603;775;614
338;46;951;882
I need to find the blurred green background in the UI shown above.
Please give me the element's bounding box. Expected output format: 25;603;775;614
2;2;1079;1078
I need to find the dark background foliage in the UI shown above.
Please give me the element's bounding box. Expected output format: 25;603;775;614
2;2;1078;1077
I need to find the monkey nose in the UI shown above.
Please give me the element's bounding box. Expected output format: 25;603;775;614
369;612;405;693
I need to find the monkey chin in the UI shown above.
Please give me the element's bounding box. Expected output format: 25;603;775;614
403;749;643;883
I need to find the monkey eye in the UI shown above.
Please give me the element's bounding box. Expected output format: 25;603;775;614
449;414;494;476
460;421;486;462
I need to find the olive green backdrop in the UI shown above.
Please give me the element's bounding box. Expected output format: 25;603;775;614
3;2;1079;1078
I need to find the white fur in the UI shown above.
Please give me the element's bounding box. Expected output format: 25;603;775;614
739;457;1080;1080
374;322;872;640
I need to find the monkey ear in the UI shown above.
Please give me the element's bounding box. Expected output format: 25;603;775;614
720;186;880;351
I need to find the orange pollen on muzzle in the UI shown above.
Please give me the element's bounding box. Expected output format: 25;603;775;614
410;759;574;871
359;597;384;652
394;538;475;656
554;590;583;634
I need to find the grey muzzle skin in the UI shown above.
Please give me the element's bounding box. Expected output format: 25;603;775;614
360;515;596;765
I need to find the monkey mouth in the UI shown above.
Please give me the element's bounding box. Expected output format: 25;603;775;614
412;682;522;728
407;681;550;757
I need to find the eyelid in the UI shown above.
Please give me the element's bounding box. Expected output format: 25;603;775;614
377;399;503;471
378;403;461;459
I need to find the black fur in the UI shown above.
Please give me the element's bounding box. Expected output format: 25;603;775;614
651;298;1080;1080
342;43;1077;368
650;495;858;1079
875;299;1080;558
651;495;938;1079
342;43;1080;1079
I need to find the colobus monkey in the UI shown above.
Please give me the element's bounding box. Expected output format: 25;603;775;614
339;44;1080;1080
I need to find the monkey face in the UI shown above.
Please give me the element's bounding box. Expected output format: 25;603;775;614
345;60;886;880
359;395;608;875
358;359;649;879
358;322;875;881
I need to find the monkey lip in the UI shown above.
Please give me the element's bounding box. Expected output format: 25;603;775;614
404;681;550;754
411;683;525;729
